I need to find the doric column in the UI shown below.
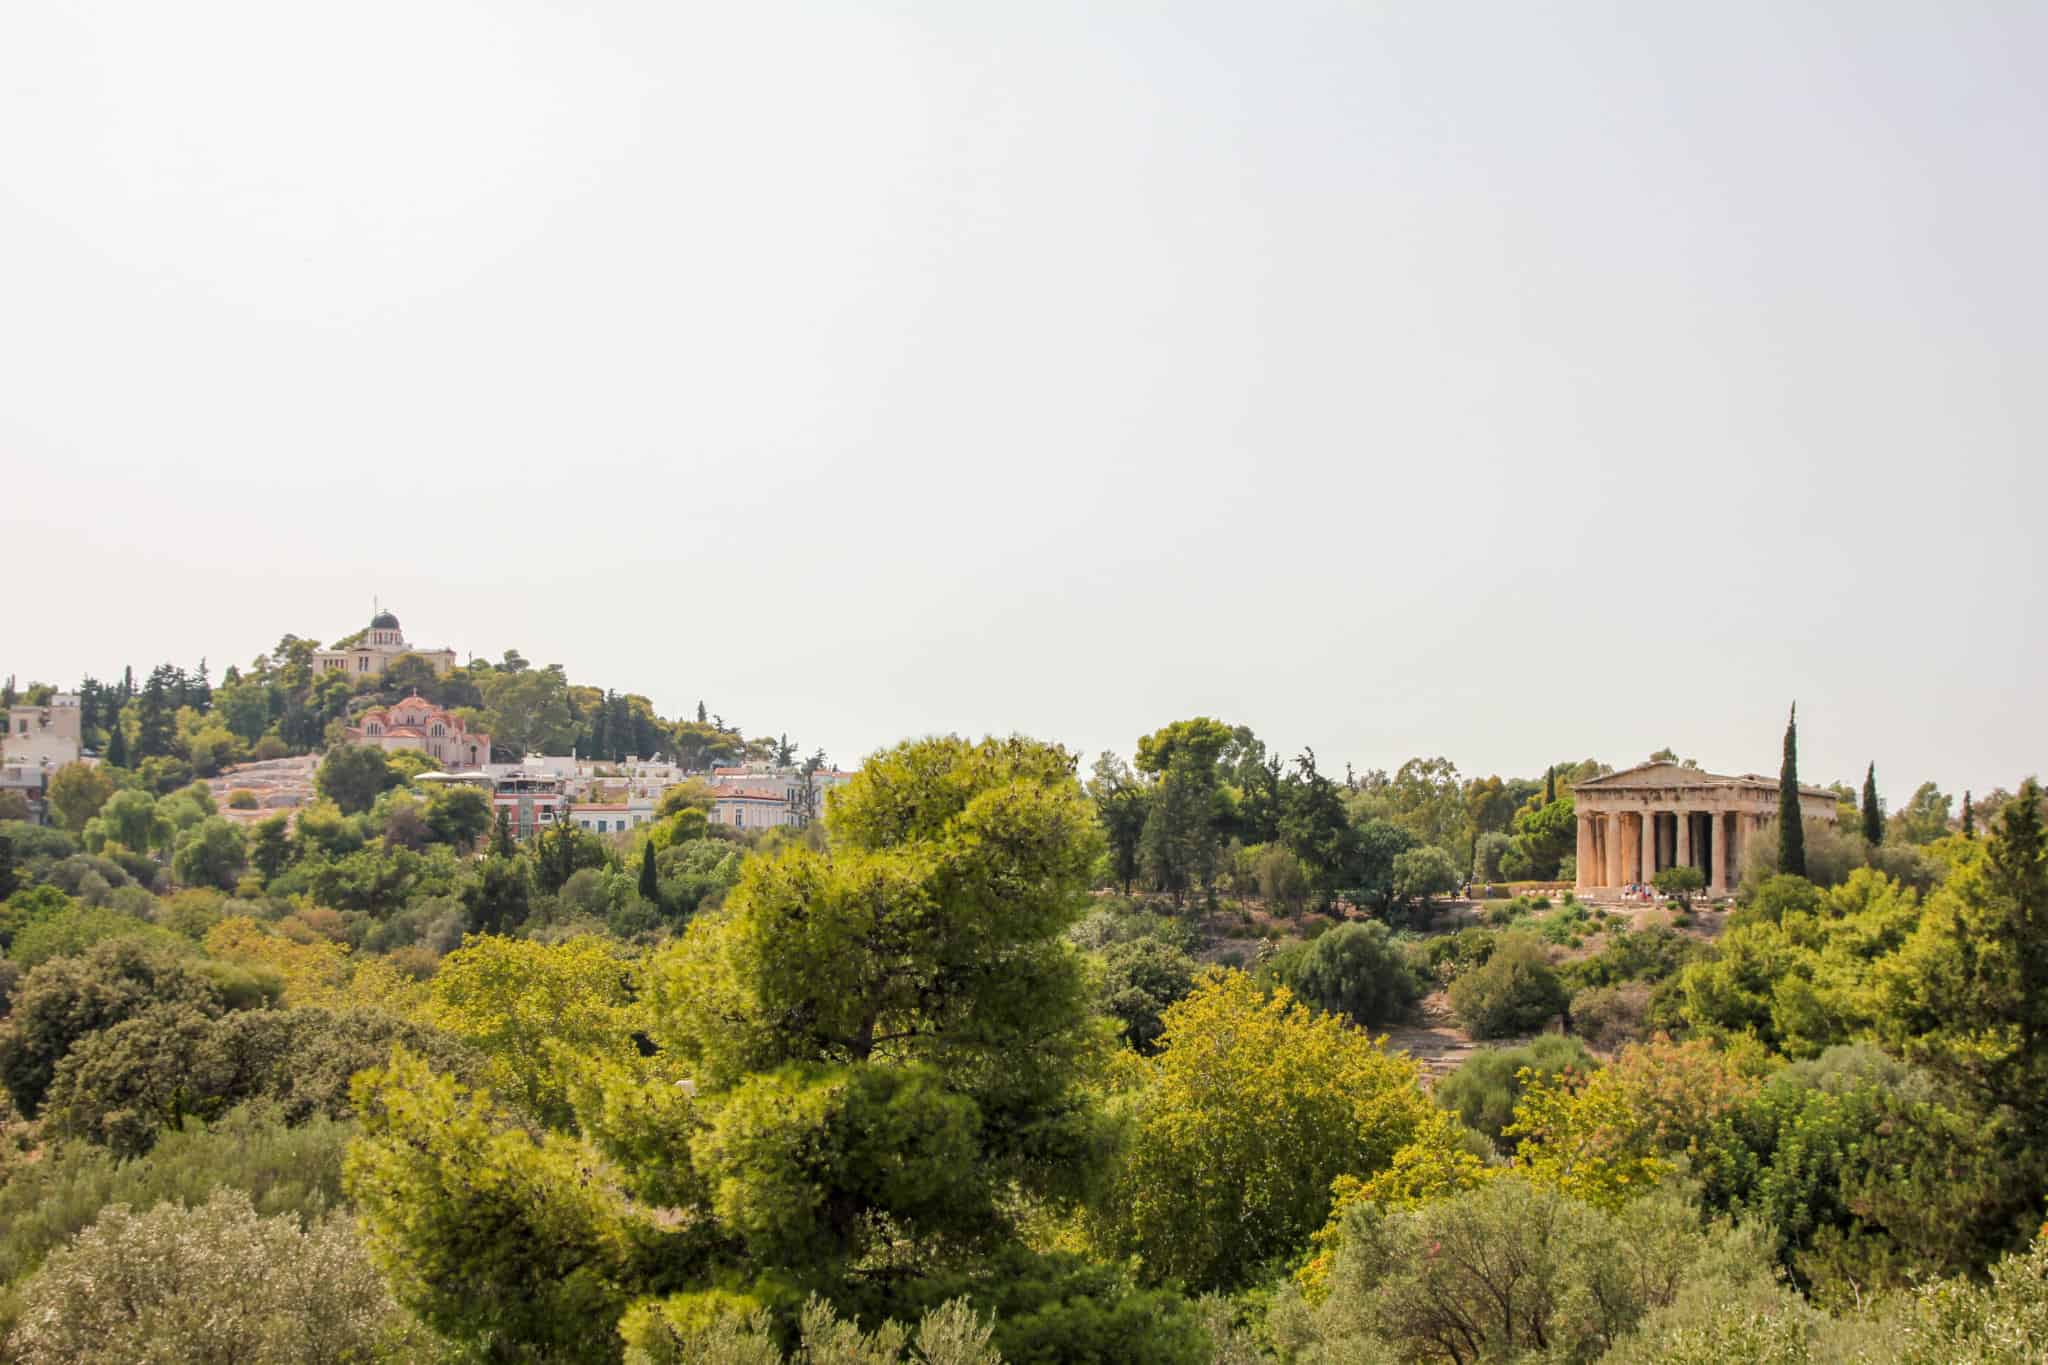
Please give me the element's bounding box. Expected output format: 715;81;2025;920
1607;814;1623;889
1576;814;1592;892
1676;809;1692;872
1640;810;1656;883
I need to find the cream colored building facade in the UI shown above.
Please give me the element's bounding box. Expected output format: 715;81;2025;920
1574;761;1839;897
4;693;83;771
312;610;459;679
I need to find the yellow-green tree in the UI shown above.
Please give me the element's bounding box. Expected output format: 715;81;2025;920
1095;968;1431;1291
347;736;1122;1359
421;933;639;1129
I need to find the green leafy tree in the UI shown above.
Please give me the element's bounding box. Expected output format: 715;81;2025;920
172;817;247;891
45;762;115;832
1877;781;2048;1150
425;786;493;848
1435;1034;1595;1150
422;934;638;1129
1096;937;1196;1054
1779;704;1806;877
462;856;534;937
639;839;660;906
315;744;394;816
1863;762;1884;845
1653;864;1705;906
0;939;227;1116
1272;920;1419;1028
1088;752;1152;896
349;736;1110;1358
1391;845;1460;905
1136;719;1233;904
1094;969;1430;1291
249;815;294;883
91;788;169;855
1279;749;1361;897
1509;794;1578;880
1449;932;1569;1039
1890;781;1956;845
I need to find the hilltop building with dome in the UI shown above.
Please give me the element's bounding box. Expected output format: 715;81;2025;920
312;607;460;678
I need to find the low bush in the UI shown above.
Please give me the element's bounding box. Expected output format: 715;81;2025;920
1448;933;1569;1040
1435;1034;1596;1149
1269;921;1420;1029
8;1188;419;1364
1570;982;1653;1051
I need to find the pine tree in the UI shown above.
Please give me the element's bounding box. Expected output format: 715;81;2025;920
1862;762;1884;845
1544;765;1557;805
1778;703;1806;878
1963;790;1976;840
639;839;660;907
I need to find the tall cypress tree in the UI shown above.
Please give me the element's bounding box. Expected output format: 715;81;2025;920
1862;762;1884;845
1544;765;1557;805
1778;703;1807;878
104;716;129;769
0;835;17;902
493;806;514;858
1963;791;1976;840
639;839;660;906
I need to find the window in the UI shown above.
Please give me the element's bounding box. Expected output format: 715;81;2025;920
735;808;744;828
596;819;607;832
358;657;369;672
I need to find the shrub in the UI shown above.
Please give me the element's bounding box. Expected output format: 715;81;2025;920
1255;845;1311;913
8;1188;418;1364
227;789;259;810
1435;1035;1596;1149
624;1294;1000;1365
1471;832;1512;883
1448;933;1569;1040
1414;927;1496;986
1272;921;1420;1028
1565;926;1701;991
0;939;226;1117
10;904;183;970
1276;1178;1781;1365
0;1103;354;1343
1571;982;1653;1051
1097;937;1198;1053
43;1004;475;1157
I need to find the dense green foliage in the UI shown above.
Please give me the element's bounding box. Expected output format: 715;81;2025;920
0;682;2037;1362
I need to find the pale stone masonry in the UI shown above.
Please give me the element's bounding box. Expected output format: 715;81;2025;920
1573;761;1839;897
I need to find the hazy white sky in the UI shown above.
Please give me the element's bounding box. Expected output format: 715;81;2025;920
3;2;2041;798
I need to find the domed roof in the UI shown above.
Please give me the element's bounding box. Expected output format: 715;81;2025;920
370;610;400;630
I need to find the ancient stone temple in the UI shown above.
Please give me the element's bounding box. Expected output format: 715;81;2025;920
1573;761;1839;897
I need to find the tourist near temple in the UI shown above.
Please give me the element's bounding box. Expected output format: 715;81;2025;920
1573;760;1839;898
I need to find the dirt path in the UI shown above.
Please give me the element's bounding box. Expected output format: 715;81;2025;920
1380;992;1476;1086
